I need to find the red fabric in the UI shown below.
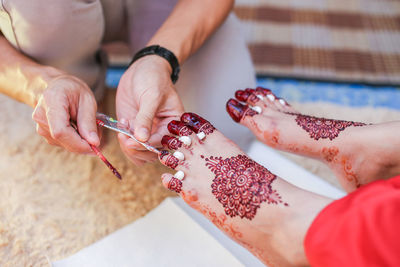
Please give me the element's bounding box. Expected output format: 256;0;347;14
305;175;400;267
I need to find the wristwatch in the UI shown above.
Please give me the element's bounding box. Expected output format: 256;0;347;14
129;45;180;84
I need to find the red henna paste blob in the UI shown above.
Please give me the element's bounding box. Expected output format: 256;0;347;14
159;150;179;169
167;177;183;193
180;113;215;135
167;120;193;136
204;154;287;220
292;113;366;140
235;90;250;102
161;135;182;150
226;99;257;123
256;87;271;96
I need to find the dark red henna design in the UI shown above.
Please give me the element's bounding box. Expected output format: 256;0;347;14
167;177;183;193
256;87;271;96
204;154;287;220
235;90;251;102
292;114;366;140
159;150;179;169
226;99;257;123
167;120;193;136
161;135;183;150
180;113;215;135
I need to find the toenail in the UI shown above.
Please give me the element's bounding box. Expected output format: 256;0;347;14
197;132;206;140
173;151;185;161
279;99;286;105
251;106;262;114
179;136;192;146
256;95;264;100
267;94;275;101
173;170;185;180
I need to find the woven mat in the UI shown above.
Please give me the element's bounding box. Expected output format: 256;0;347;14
235;0;400;85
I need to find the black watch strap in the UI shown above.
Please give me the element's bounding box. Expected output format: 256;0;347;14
129;45;180;84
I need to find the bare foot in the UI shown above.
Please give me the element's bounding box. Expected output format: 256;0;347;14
226;87;400;192
158;112;332;266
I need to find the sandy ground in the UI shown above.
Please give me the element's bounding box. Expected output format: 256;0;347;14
0;90;399;266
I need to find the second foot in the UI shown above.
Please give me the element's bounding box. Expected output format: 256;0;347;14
226;87;400;192
158;112;332;267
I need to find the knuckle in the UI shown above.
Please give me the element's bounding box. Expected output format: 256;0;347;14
50;128;65;140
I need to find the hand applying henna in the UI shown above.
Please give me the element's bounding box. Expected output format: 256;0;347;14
157;112;333;266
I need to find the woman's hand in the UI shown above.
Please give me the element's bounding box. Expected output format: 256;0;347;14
32;75;99;153
116;55;184;165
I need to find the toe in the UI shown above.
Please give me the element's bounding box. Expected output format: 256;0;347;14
226;98;259;123
161;173;183;194
159;150;180;169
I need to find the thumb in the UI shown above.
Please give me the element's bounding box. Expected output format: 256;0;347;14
77;94;100;146
134;98;159;142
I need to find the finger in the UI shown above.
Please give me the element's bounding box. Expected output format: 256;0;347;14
36;124;60;146
161;173;183;194
134;98;160;142
77;94;99;146
118;133;156;164
46;106;92;153
118;133;147;151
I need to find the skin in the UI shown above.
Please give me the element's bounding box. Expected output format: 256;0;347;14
0;0;234;160
116;0;234;165
226;87;400;192
158;112;333;266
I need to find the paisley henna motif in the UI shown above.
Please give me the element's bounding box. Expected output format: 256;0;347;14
205;154;287;220
168;177;183;193
293;114;365;140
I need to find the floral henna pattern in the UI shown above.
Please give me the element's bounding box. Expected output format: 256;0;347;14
293;114;365;140
205;155;287;220
168;177;183;193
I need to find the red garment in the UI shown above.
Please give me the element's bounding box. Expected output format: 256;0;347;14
305;175;400;267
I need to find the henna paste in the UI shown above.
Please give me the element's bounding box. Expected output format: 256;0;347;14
167;177;183;193
292;114;365;140
159;150;179;169
181;113;215;135
322;147;339;162
204;154;287;220
226;99;257;123
161;135;182;150
167;120;193;136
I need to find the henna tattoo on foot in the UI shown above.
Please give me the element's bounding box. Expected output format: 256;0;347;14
167;177;183;193
290;113;366;140
204;154;287;220
226;99;258;123
159;150;179;169
168;120;194;136
161;135;183;150
181;113;215;135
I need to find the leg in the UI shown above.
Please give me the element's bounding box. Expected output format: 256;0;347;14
159;112;333;266
226;88;400;192
0;0;107;99
125;0;257;150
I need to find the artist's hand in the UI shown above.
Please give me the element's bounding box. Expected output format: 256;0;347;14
116;55;184;165
32;75;99;153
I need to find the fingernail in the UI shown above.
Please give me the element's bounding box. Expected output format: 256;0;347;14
136;127;149;141
180;113;215;135
89;132;100;145
161;135;183;150
167;120;193;136
235;90;250;102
